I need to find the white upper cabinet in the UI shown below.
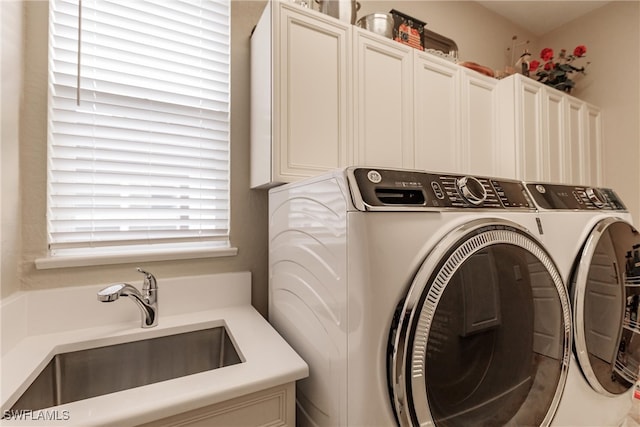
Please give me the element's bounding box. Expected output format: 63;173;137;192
498;74;602;185
584;104;603;186
460;68;499;176
543;89;566;182
498;75;545;181
413;51;461;172
251;1;603;188
566;97;584;185
251;1;351;188
353;28;414;169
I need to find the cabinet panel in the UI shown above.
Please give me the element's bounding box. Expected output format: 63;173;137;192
498;75;602;186
518;80;543;181
251;2;352;188
278;8;351;178
585;105;603;186
353;29;413;168
567;99;584;184
565;99;602;186
250;2;274;189
138;383;295;427
544;90;565;182
413;53;460;172
462;70;498;176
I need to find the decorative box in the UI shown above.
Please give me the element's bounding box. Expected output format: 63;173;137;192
389;9;426;50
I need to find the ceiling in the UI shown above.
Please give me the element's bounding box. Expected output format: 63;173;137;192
476;1;611;36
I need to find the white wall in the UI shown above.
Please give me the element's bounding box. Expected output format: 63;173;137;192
538;1;640;225
1;1;24;298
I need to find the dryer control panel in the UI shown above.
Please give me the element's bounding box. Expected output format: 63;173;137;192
525;183;627;211
349;168;533;210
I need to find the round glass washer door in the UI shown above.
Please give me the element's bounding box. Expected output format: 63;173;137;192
572;217;640;395
389;220;571;427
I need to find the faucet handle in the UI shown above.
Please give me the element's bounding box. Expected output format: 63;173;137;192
137;267;157;291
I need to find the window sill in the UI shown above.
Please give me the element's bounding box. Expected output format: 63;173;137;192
34;246;239;270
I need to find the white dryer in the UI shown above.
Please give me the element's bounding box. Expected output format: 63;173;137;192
269;167;572;427
524;182;639;426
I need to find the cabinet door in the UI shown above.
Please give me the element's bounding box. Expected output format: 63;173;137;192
564;97;602;186
584;104;603;186
275;4;351;181
138;383;296;427
543;89;566;182
461;69;498;176
353;29;413;168
413;52;461;172
566;98;584;184
495;74;602;186
515;77;544;181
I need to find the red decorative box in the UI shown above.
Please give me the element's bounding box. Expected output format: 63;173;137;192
389;9;426;50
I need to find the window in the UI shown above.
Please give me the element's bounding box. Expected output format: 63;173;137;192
46;0;231;263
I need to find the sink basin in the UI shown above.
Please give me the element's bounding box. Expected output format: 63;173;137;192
10;326;242;411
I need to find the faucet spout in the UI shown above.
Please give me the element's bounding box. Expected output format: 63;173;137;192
97;269;158;328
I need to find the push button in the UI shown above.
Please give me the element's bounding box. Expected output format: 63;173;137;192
431;182;445;199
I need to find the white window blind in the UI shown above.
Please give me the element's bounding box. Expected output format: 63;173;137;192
47;0;230;257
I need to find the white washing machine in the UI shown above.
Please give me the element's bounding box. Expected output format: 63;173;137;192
524;182;639;426
269;167;572;427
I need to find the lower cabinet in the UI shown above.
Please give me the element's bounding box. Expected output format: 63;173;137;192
137;383;295;427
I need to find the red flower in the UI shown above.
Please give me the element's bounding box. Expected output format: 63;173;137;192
540;47;554;62
573;45;587;57
531;43;589;92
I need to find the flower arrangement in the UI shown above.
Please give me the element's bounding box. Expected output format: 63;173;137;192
529;45;590;93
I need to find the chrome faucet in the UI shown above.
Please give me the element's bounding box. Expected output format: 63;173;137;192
97;268;158;328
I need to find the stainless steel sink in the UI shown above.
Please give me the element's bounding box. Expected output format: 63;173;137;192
10;326;242;411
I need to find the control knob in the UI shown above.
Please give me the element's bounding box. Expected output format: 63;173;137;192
456;176;487;206
585;188;606;209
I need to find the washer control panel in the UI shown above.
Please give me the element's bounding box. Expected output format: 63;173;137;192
525;183;627;211
351;168;533;209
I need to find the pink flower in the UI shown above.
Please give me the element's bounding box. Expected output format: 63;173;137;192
540;48;554;62
544;62;555;71
573;45;587;57
529;60;540;71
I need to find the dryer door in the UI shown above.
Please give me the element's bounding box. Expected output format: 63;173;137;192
389;220;571;427
572;217;640;395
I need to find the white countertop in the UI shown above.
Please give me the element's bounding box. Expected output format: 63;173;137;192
0;272;308;426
